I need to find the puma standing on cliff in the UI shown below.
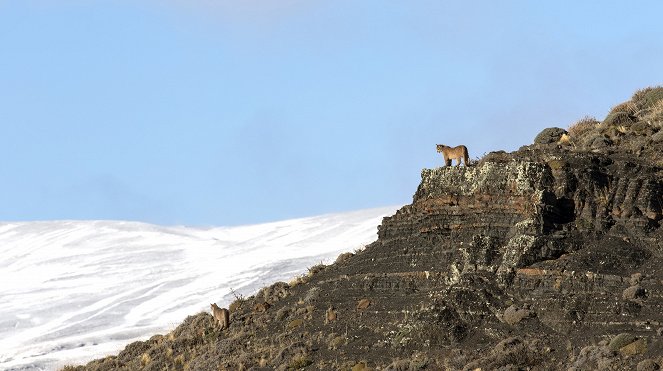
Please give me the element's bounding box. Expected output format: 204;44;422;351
436;144;469;167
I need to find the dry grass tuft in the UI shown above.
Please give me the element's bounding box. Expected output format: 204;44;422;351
609;101;637;116
288;274;309;287
632;86;663;112
140;352;151;367
648;99;663;124
568;116;599;138
307;263;326;277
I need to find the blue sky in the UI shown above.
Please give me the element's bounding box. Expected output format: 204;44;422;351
1;1;662;226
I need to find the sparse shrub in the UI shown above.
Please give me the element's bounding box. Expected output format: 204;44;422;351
276;306;291;321
603;111;633;127
257;281;290;303
328;334;346;349
172;313;212;339
117;340;152;363
351;361;369;371
568;116;600;138
335;252;354;264
384;358;428;371
307;263;326;276
174;354;186;367
646;99;663;125
353;244;367;253
443;349;470;370
203;326;220;342
140;352;151;367
230;297;247;313
148;334;165;346
609;101;638;116
286;318;304;331
288;356;313;369
228;287;246;313
632;86;663;111
463;337;545;370
303;287;320;304
653;99;663;115
391;324;417;347
289;274;309;287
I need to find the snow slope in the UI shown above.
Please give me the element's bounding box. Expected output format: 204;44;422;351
0;206;397;371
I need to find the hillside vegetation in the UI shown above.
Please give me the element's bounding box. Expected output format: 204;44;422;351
564;86;663;163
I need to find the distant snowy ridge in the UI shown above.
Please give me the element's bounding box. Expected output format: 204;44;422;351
0;206;398;371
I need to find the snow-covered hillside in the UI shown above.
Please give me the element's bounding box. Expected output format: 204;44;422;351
0;206;397;371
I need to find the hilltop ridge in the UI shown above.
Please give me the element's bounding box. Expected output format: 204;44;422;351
69;86;663;370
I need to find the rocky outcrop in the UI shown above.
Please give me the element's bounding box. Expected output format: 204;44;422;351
70;89;663;370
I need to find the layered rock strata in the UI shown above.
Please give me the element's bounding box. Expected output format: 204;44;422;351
72;146;663;370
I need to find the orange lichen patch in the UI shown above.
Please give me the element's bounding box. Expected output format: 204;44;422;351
356;299;371;310
516;268;549;277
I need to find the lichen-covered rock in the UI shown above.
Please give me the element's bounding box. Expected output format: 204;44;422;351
569;345;616;371
637;359;660;371
620;338;647;356
609;333;638;351
501;304;535;325
623;285;647;301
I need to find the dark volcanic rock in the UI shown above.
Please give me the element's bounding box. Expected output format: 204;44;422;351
534;127;568;144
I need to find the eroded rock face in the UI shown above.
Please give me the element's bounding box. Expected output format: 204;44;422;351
75;146;663;370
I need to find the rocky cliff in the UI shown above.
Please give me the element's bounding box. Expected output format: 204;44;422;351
69;87;663;371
